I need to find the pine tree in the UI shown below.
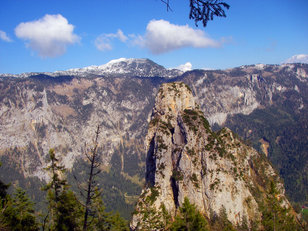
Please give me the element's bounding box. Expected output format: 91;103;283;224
75;125;129;231
1;188;39;231
0;166;9;201
1;162;38;230
43;149;67;203
0;162;10;230
169;197;209;231
42;149;82;230
55;190;83;231
161;0;230;27
260;182;301;231
210;206;237;231
88;189;129;231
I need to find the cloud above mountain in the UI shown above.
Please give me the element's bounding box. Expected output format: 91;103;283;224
176;62;192;72
135;19;221;54
0;30;12;42
284;54;308;64
95;29;127;51
15;14;80;57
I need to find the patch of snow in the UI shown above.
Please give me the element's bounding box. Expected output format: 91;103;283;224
294;85;300;93
0;58;181;78
255;63;265;69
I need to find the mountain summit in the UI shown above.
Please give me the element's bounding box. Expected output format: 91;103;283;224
0;58;182;78
130;82;298;230
65;58;183;78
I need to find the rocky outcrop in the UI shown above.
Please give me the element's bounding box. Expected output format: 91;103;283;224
0;61;307;215
130;82;293;230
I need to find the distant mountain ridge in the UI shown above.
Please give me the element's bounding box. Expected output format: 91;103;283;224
0;59;307;218
0;58;183;78
2;58;306;79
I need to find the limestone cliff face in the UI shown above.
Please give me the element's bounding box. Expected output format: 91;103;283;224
0;76;157;183
130;82;292;230
1;61;306;217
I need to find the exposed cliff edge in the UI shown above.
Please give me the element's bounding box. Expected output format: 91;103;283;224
130;82;297;230
0;62;307;219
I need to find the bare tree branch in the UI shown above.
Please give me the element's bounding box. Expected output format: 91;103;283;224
160;0;172;11
82;124;102;231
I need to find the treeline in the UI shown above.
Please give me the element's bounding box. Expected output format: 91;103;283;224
225;105;308;204
0;149;129;231
0;124;136;230
134;187;304;231
0;156;306;230
0;124;306;230
0;125;130;230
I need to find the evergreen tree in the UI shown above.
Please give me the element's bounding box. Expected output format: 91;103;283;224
161;0;230;27
210;206;237;231
260;182;301;231
0;162;9;229
42;149;82;230
0;162;10;230
55;190;83;231
1;162;38;230
169;197;209;231
1;188;39;231
43;149;67;203
88;189;129;231
75;125;129;231
0;163;9;201
237;215;249;231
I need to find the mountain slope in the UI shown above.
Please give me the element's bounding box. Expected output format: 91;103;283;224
130;82;298;230
0;60;307;217
176;63;308;203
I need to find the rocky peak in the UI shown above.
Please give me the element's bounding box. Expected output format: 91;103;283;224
131;82;295;230
152;82;196;116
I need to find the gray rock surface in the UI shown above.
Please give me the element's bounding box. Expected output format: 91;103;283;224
130;82;292;230
0;60;307;214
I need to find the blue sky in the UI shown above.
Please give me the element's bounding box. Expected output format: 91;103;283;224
0;0;308;74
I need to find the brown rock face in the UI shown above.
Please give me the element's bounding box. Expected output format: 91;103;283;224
130;82;292;230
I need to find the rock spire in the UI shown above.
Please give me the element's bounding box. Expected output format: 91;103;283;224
130;82;294;230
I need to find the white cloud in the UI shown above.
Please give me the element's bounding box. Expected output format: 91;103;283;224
0;30;12;42
284;54;308;64
135;19;221;54
15;14;80;57
176;62;193;72
95;29;127;51
95;35;112;51
115;30;128;42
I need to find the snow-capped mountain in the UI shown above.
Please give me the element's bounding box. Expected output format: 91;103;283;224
0;61;307;219
0;58;183;78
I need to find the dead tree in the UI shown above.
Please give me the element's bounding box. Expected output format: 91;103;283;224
74;125;102;231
